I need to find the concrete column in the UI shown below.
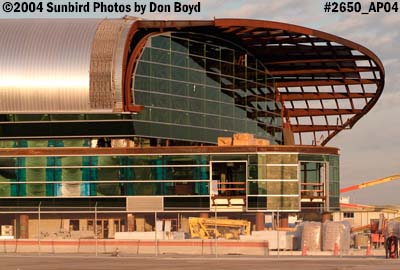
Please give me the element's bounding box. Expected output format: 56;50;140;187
279;213;289;228
255;212;265;231
322;212;332;223
18;214;29;239
127;214;135;232
199;213;209;219
108;219;115;238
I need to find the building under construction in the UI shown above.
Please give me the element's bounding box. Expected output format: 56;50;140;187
0;18;384;239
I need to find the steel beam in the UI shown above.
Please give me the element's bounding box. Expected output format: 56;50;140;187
291;125;342;132
253;108;361;118
270;67;379;76
279;92;375;101
275;79;380;88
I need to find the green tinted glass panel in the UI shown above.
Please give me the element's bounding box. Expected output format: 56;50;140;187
247;196;267;209
267;196;299;210
248;181;298;195
131;32;283;145
258;166;298;180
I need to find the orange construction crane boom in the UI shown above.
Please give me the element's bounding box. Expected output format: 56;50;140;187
340;174;400;193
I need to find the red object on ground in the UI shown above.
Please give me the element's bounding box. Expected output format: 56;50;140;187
366;242;372;256
302;243;307;256
333;242;339;256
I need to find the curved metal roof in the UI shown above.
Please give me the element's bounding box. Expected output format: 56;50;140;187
0;19;100;112
0;19;136;113
130;19;385;145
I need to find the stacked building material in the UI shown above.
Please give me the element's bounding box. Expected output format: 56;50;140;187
256;138;269;146
217;133;269;146
217;137;232;146
322;221;350;252
233;133;256;146
354;234;369;248
300;222;322;251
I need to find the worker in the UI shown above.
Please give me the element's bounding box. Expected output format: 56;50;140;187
385;236;398;259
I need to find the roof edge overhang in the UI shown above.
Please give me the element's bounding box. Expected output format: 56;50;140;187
123;18;385;146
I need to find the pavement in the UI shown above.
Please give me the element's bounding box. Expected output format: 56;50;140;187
1;254;400;270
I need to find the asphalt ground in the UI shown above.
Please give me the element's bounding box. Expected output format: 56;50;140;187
1;255;400;270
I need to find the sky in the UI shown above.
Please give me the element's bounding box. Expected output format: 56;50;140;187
2;0;400;204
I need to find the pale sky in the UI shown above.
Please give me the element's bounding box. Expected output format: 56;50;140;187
2;0;400;204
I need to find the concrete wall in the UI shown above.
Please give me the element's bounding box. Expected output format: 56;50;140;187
0;239;269;256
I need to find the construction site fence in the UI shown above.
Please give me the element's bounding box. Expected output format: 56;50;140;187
0;206;340;256
0;239;270;256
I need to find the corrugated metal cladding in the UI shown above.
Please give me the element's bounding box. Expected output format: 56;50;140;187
90;19;136;112
0;19;135;113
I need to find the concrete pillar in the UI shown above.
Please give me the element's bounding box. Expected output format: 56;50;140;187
322;212;332;223
255;212;264;231
18;214;29;239
199;212;209;219
279;213;289;228
127;214;135;232
108;219;115;238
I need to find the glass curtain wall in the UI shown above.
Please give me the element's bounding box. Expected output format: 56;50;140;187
0;151;337;212
132;32;283;144
0;155;210;198
247;154;299;211
299;154;340;211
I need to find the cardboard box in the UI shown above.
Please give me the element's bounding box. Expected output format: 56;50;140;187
111;139;128;148
233;133;254;141
127;139;135;148
136;218;145;232
1;225;13;236
232;138;257;146
217;137;232;146
256;139;270;146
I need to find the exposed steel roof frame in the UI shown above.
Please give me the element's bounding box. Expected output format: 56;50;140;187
126;19;384;146
214;19;384;146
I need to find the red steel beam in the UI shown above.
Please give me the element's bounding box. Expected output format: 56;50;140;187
264;56;370;65
235;92;375;103
251;46;351;58
252;108;362;118
270;67;378;76
291;125;342;132
275;79;380;87
285;108;362;117
280;92;376;101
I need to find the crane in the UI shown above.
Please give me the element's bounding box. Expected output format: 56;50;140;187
340;174;400;193
340;174;400;250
